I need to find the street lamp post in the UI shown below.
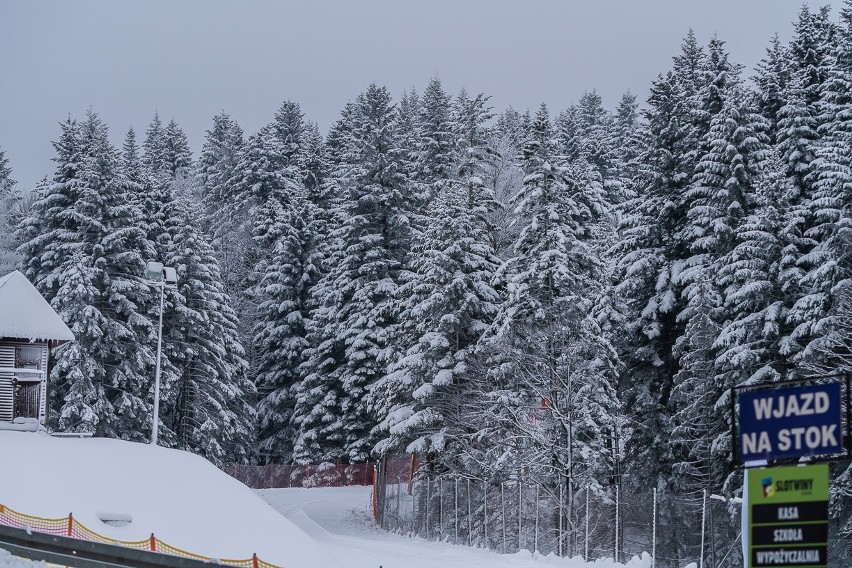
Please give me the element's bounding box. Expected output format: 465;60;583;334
145;261;177;446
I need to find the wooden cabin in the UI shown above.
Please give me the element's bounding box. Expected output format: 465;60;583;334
0;271;75;428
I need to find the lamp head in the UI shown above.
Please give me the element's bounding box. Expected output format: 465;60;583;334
163;267;178;286
145;261;164;282
145;261;178;287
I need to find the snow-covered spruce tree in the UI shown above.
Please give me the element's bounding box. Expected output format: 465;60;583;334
555;105;582;164
142;112;169;183
254;194;320;464
668;278;722;491
271;100;306;167
777;5;834;202
17;118;82;300
789;5;836;110
611;35;744;564
373;91;500;461
162;118;192;179
477;103;618;507
612;71;695;501
121;127;145;185
609;91;642;184
291;106;360;466
87;123;158;440
325;101;357;166
753;34;792;145
136;115;194;446
788;3;852;378
776;74;820;199
484;109;525;260
0;147;22;274
713;151;790;390
163;187;256;466
575;91;627;206
300;121;330;197
216;123;301;374
0;147;14;195
673;89;770;487
254;118;333;466
19;112;156;439
295;84;414;464
773;4;852;531
52;251;106;433
396;88;422;183
140;114;185;257
195;112;247;319
196;111;245;221
771;8;836;327
416;77;454;204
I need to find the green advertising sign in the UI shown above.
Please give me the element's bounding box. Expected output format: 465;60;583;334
747;464;829;568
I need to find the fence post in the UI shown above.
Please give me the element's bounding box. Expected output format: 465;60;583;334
615;484;621;563
652;487;657;568
483;481;488;549
454;477;459;543
397;475;402;533
412;477;417;535
67;513;73;537
501;482;507;553
426;476;430;540
558;484;564;556
149;534;157;552
534;484;539;554
372;466;379;522
467;478;472;547
585;489;589;561
700;489;707;568
439;476;444;541
709;491;716;568
518;481;522;552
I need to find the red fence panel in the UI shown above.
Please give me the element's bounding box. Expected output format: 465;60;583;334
229;458;418;490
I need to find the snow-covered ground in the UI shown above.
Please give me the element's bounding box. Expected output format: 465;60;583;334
259;486;653;568
0;431;656;568
0;549;44;568
0;431;335;568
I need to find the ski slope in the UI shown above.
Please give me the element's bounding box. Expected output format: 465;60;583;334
259;486;654;568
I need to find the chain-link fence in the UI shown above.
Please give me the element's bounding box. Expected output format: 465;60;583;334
229;457;416;489
230;459;851;567
229;461;377;488
377;473;851;568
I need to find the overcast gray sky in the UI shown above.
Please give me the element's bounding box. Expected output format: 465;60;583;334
0;0;841;191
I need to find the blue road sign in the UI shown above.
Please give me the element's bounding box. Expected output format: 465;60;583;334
739;383;843;462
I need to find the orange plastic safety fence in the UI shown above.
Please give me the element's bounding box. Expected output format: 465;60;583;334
0;504;67;536
0;504;283;568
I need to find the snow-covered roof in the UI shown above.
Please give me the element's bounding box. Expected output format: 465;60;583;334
0;271;75;342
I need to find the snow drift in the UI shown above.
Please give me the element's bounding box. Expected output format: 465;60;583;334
0;431;335;568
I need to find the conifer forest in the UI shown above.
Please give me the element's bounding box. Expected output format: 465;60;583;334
1;3;852;566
